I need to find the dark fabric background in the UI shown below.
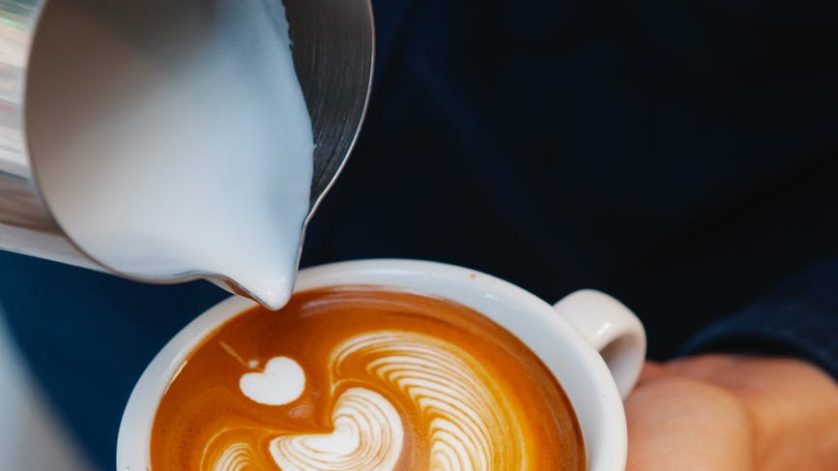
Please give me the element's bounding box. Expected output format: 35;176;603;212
1;0;837;468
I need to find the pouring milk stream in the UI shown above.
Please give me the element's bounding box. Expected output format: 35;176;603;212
25;0;314;309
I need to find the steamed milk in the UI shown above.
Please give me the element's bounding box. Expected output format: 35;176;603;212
26;0;313;309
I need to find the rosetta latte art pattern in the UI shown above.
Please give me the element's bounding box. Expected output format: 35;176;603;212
151;288;584;471
206;331;523;470
269;387;404;470
330;332;524;470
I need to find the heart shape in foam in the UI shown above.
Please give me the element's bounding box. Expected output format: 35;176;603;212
269;387;404;470
239;356;305;406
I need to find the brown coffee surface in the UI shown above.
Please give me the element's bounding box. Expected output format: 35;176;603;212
151;287;584;470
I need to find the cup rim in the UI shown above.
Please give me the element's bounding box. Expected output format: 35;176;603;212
117;258;627;470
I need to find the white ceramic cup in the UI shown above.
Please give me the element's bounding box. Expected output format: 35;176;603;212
118;259;646;470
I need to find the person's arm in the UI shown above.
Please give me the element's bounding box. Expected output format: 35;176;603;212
626;260;838;470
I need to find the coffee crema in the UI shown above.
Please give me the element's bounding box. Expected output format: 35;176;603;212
151;287;584;470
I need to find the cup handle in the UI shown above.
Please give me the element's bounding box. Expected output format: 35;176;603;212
553;290;646;399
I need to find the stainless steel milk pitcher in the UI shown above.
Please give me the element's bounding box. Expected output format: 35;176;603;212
0;0;373;282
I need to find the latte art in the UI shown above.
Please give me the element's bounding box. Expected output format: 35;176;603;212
331;332;523;469
152;288;585;470
213;443;257;471
270;388;403;470
240;356;306;406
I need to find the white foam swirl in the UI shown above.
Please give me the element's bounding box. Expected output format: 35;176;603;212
331;332;524;470
269;387;404;470
212;443;256;471
206;331;524;471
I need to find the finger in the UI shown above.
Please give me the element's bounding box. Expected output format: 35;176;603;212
663;354;739;381
625;377;753;471
637;362;664;385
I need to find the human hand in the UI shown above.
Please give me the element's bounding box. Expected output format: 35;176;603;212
625;355;838;470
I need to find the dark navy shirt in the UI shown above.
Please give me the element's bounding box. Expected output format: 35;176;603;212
0;0;836;468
